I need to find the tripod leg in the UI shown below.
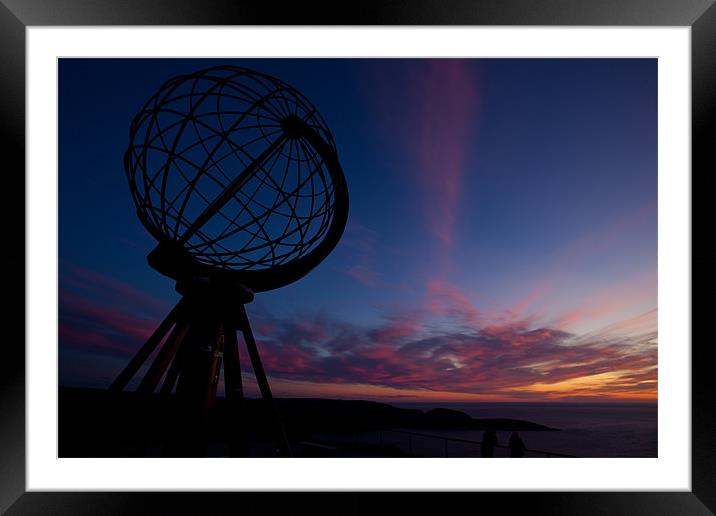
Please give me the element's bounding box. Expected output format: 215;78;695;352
205;325;224;413
238;304;292;457
160;323;209;457
223;324;244;402
160;330;190;396
223;324;247;456
171;320;222;457
132;320;186;456
109;298;186;391
137;320;190;395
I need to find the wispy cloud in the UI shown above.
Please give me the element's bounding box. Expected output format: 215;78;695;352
58;262;656;402
361;60;479;271
59;264;173;376
412;60;479;263
59;291;158;359
338;221;385;288
426;278;481;326
248;306;656;401
503;202;656;321
340;222;380;256
61;262;168;317
549;268;656;332
342;264;382;288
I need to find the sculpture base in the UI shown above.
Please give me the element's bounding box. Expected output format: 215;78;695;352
108;277;290;457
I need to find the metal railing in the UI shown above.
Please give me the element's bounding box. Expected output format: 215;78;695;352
378;428;577;458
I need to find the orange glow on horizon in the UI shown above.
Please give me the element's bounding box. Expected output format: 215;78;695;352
260;374;657;404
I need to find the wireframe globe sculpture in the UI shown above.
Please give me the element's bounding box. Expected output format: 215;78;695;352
124;65;348;292
112;65;350;457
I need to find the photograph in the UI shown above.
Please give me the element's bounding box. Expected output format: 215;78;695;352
58;57;658;460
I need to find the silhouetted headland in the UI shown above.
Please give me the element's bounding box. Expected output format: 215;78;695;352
272;399;556;431
59;387;556;457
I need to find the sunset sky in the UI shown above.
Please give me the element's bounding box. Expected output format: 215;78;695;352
58;58;657;403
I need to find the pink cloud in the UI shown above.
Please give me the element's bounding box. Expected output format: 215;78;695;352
426;278;480;325
58;261;656;401
60;278;657;401
59;291;159;359
556;202;655;271
507;279;553;319
340;222;380;256
371;311;424;343
61;262;168;317
343;264;381;288
584;308;657;341
550;268;656;331
361;60;479;271
503;203;656;320
247;305;657;401
414;61;479;256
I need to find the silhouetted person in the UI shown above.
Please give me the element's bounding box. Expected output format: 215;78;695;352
481;429;498;457
509;431;526;457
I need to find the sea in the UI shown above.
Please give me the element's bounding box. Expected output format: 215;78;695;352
384;402;658;458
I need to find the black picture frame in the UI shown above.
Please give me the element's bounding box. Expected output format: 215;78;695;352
1;1;711;514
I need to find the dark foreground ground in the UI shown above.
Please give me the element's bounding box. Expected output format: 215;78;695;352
58;387;557;457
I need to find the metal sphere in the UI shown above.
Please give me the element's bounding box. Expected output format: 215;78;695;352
124;65;348;292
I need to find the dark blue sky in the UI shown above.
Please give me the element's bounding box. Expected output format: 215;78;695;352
59;58;657;402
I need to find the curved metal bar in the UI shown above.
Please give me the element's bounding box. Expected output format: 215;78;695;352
176;133;288;245
125;65;349;292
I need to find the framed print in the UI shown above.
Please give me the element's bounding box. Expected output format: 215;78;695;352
2;0;713;514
